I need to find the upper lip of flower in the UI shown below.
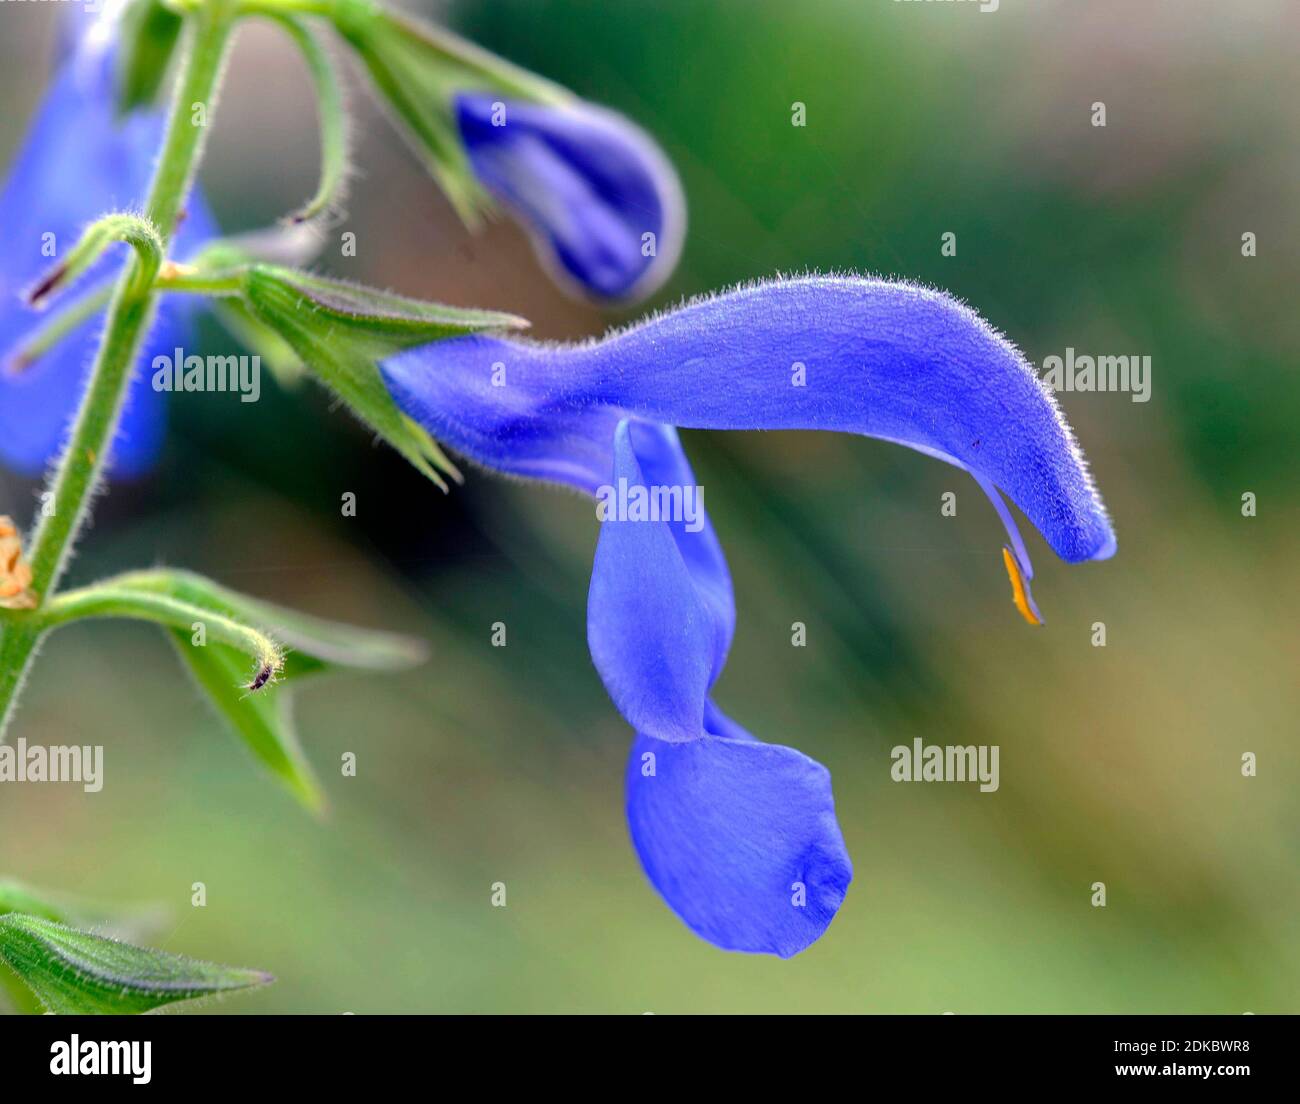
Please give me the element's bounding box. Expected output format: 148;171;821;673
381;273;1116;615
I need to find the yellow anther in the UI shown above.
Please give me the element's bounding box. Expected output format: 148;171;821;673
1001;546;1042;627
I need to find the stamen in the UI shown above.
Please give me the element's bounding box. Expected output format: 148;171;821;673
972;470;1033;579
1002;546;1043;627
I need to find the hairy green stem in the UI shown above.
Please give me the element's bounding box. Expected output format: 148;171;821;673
238;0;334;18
158;267;246;295
0;1;236;737
263;13;349;224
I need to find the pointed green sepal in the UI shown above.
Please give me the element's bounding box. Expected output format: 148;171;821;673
244;264;528;347
240;263;526;487
331;0;568;221
0;913;272;1015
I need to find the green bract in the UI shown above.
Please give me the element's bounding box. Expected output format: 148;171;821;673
0;913;272;1015
331;0;568;219
238;263;528;488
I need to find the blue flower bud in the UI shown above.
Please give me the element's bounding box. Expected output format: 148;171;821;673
455;93;684;303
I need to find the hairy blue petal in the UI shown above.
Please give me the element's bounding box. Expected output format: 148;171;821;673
383;276;1116;566
456;93;684;303
626;724;853;957
588;421;729;741
0;41;215;476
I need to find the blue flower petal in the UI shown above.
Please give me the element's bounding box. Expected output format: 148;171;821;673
383;276;1116;569
0;40;215;477
626;724;853;958
594;420;849;954
455;93;684;303
614;420;734;679
588;420;729;741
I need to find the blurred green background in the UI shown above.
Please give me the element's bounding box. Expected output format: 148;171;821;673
1;0;1296;1013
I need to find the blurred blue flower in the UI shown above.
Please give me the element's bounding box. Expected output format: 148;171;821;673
382;275;1117;954
0;18;215;477
456;93;684;304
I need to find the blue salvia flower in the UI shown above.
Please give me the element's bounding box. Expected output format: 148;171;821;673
381;275;1116;954
0;11;215;476
455;93;685;303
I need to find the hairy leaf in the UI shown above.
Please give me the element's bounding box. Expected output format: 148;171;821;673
0;914;271;1015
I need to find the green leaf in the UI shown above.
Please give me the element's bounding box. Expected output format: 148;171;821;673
241;263;526;488
117;0;185;114
0;914;271;1015
332;0;568;221
124;569;429;671
168;633;327;812
40;569;428;813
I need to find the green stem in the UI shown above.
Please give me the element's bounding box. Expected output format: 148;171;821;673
237;0;334;17
157;268;246;295
0;1;237;737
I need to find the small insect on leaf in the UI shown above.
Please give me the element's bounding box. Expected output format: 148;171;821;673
0;913;273;1015
0;516;37;610
246;659;281;694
